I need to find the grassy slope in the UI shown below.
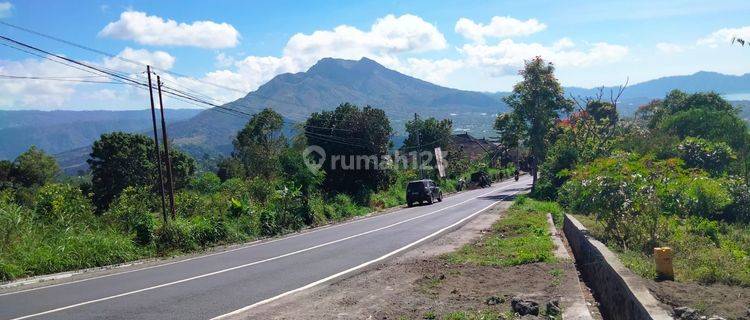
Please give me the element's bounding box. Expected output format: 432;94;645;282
572;214;750;286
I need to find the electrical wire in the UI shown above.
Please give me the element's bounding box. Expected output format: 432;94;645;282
0;33;388;148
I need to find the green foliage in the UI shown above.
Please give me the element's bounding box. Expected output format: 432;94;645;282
502;57;573;186
34;183;94;226
0;160;13;189
188;215;228;247
279;147;324;196
305;103;393;193
0;198;29;251
233;108;286;179
88;132;196;210
104;186;157;236
723;178;750;223
659;108;748;150
585;100;618;126
576;213;750;286
11;146;60;187
443;310;507;320
154;218;195;252
447;197;555;266
677;137;735;175
229;195;252;218
216;157;245;181
307;194;333;225
402;116;455;167
174;190;215;218
533;113;616;200
493;112;525;149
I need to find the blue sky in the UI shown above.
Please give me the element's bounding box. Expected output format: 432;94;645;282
1;0;750;110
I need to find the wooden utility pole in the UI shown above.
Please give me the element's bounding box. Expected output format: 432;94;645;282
415;113;424;179
156;75;177;220
147;66;168;224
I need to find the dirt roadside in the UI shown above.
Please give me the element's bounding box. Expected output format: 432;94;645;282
237;200;594;319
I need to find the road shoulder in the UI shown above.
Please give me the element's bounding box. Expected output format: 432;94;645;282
239;196;592;319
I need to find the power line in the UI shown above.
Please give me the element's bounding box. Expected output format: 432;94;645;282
0;20;248;94
0;35;256;119
0;20;374;118
0;74;129;84
0;33;394;150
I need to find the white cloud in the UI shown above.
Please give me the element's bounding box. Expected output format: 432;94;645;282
0;2;12;18
0;57;92;107
461;39;628;76
656;42;684;54
697;26;750;47
214;53;235;68
395;58;464;85
99;10;240;48
455;16;546;43
189;13;448;99
103;47;175;73
283;14;447;67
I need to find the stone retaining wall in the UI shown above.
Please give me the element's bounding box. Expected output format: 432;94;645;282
563;214;672;320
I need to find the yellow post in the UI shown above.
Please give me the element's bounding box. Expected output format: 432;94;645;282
654;247;674;281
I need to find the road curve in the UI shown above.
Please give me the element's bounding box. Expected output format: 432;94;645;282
0;176;531;320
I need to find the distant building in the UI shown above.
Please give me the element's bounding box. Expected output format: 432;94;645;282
451;132;498;161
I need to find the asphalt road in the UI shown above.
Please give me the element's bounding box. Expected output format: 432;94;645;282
0;176;531;320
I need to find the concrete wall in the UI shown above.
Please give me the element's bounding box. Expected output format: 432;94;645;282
563;214;672;320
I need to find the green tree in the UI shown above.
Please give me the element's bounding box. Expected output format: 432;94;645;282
401;116;454;168
659;108;748;150
678;137;735;176
216;157;245;181
585;100;618;126
233;108;286;179
305;103;393;195
12;146;60;187
502;57;573;187
88;132;196;211
0;160;13;189
494;112;525;150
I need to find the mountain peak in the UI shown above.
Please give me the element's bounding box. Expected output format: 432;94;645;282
307;57;386;74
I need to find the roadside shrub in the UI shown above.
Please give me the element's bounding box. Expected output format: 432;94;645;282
154;219;195;252
189;172;221;193
369;186;404;209
677;137;735;176
174;190;214;217
308;194;333;225
133;214;156;246
105;186;157;234
189;215;228;247
680;177;732;220
561;154;685;251
333;193;366;219
257;208;279;236
247;177;276;203
723;178;750;223
228;195;252;218
34;183;94;226
0;258;24;281
218;178;250;201
0;198;29;250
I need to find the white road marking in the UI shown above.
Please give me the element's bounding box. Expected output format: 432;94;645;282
0;180;493;296
211;185;526;319
8;181;524;320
